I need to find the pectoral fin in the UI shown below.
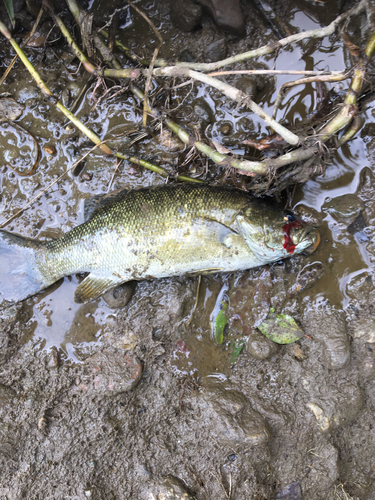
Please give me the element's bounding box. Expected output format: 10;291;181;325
191;217;238;246
74;274;123;303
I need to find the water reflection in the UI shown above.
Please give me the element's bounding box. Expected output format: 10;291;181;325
295;136;367;211
25;275;118;360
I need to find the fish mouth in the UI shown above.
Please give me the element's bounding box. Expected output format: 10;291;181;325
296;227;320;254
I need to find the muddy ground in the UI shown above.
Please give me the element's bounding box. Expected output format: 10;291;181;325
1;0;375;498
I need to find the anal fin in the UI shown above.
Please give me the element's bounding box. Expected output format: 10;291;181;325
74;274;122;303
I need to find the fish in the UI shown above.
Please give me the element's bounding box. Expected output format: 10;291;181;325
0;183;320;305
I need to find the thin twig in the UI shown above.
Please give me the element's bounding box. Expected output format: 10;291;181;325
105;66;300;145
207;69;347;77
143;0;367;72
153;67;300;145
45;0;97;75
100;28;142;64
59;0;364;175
125;0;163;127
0;6;44;86
107;158;124;191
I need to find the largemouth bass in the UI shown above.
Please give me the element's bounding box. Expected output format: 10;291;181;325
0;184;320;305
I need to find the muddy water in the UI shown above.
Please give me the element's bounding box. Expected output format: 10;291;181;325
1;0;375;499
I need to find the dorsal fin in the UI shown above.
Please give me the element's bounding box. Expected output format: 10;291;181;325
83;188;129;222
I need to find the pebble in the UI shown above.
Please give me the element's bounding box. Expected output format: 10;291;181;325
77;349;143;396
25;31;47;48
65;124;75;133
81;172;93;182
178;49;195;63
206;38;228;62
38;417;48;432
170;0;202;32
17;86;39;103
288;343;306;360
307;402;330;432
0;97;24;121
276;481;302;500
235;76;258;98
195;386;269;447
347;212;368;240
104;329;138;350
102;282;136;309
247;331;278;360
220;123;232;135
150;476;196;500
60;88;71;108
44;145;56;155
303;305;350;370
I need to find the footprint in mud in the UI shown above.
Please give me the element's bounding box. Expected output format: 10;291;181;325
189;384;270;448
302;303;350;370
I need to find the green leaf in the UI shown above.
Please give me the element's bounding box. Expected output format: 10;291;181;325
212;304;229;345
258;309;304;344
230;337;245;362
210;282;230;345
2;0;15;28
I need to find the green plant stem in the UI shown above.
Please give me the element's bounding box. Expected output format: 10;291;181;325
66;0;122;70
64;0;203;180
130;85;266;175
0;21;110;154
63;0;265;176
337;115;363;146
44;0;98;75
365;31;375;57
0;21;201;183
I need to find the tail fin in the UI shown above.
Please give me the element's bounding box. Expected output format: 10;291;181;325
0;230;49;306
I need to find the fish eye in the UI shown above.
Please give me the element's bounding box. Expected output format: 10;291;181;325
283;214;296;223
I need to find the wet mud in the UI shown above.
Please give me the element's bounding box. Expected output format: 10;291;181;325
1;0;375;498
